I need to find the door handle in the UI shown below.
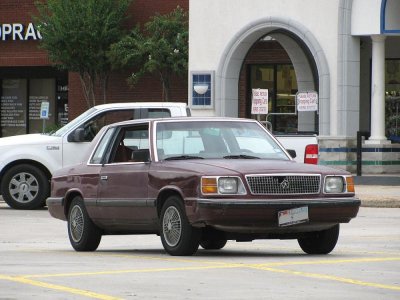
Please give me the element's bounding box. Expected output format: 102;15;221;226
100;175;108;181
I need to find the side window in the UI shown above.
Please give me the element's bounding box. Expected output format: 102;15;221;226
110;124;150;163
133;108;171;119
81;110;136;142
90;128;116;164
79;108;171;142
148;108;171;118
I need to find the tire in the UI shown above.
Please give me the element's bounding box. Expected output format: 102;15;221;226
298;224;340;254
160;196;200;256
1;164;49;210
200;238;227;250
67;196;102;251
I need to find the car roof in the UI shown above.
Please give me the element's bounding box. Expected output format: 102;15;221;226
93;102;188;110
107;117;259;129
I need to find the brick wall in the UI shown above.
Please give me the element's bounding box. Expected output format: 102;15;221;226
0;0;189;119
0;1;49;66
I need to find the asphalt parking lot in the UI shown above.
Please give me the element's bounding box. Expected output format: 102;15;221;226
0;200;399;300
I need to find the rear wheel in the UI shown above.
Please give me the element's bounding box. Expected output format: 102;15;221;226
200;238;227;250
1;164;49;210
68;196;102;251
160;195;200;256
298;224;340;254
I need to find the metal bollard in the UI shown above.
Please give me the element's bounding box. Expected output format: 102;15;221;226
356;131;370;176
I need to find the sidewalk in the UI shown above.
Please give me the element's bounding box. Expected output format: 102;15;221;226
354;175;400;208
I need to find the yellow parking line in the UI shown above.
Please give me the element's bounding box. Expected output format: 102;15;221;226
0;274;121;300
2;256;399;295
17;256;400;280
250;266;400;291
22;264;242;279
253;256;400;267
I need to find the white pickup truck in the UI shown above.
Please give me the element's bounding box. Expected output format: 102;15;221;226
0;102;190;209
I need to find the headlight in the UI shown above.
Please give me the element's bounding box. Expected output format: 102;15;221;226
324;176;345;193
201;176;246;195
219;177;238;194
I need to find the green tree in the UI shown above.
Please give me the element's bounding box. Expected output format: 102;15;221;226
34;0;132;108
109;6;188;101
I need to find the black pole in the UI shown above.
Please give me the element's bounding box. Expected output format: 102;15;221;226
356;131;370;176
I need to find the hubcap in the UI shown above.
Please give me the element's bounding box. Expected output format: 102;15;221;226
162;206;182;247
69;205;84;243
9;172;39;203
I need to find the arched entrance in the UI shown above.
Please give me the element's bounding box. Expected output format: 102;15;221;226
239;31;319;134
215;17;331;136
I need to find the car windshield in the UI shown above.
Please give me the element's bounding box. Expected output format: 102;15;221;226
156;120;289;160
51;107;97;137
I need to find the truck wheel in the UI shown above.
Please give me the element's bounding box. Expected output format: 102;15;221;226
298;224;340;254
160;196;200;256
1;164;49;210
68;196;102;251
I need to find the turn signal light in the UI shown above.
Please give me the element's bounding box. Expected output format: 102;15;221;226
346;176;355;193
201;177;217;194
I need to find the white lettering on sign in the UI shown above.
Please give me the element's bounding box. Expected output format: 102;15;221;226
0;23;42;41
296;91;318;112
251;89;269;115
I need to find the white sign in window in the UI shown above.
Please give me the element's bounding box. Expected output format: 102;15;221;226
251;89;269;114
296;91;318;112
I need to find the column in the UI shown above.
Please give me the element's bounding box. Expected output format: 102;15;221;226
366;35;390;144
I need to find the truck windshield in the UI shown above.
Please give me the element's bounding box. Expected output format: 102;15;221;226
51;108;97;137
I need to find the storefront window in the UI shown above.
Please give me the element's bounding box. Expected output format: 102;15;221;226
1;79;27;137
249;64;317;134
28;79;56;133
385;59;400;141
0;68;68;137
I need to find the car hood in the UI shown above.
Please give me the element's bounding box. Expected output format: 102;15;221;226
162;159;347;176
0;133;62;147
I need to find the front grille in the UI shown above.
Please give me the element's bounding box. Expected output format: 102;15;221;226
246;174;321;195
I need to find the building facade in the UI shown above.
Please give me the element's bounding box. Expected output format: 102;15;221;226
188;0;400;174
0;0;189;137
1;0;399;174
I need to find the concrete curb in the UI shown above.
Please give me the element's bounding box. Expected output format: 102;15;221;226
355;184;400;208
360;199;400;208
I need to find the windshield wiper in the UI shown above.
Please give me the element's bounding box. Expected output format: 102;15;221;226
223;154;260;159
164;155;204;161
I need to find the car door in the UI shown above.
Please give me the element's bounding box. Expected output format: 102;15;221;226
96;123;158;231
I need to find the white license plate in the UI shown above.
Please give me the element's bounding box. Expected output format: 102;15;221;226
278;206;309;227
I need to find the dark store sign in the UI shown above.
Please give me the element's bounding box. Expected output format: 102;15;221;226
0;96;26;128
0;23;42;41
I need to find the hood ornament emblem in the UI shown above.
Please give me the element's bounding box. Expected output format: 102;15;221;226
280;178;290;189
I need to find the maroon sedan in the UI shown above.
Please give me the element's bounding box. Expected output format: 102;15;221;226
47;117;360;256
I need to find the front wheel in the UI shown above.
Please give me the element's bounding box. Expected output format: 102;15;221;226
160;196;200;256
68;196;102;251
298;224;340;254
0;164;49;210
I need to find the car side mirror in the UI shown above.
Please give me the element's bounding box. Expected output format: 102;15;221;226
68;128;85;142
287;149;297;159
